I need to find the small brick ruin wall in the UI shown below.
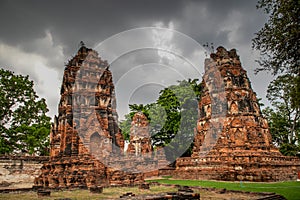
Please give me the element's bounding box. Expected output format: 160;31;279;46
0;156;49;188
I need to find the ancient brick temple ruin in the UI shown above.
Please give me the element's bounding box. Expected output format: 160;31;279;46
175;47;300;181
35;44;300;188
35;45;143;188
127;112;153;156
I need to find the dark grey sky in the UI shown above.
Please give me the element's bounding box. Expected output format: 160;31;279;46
0;0;273;119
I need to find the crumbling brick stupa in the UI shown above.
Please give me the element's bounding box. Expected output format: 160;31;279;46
35;45;143;189
127;112;153;156
105;111;169;177
175;47;300;182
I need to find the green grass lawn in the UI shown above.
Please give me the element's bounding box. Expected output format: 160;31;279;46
147;178;300;200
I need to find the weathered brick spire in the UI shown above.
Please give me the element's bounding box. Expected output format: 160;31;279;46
49;44;121;158
193;46;275;156
35;45;142;188
175;47;300;182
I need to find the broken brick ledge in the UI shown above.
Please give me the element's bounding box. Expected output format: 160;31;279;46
0;155;49;162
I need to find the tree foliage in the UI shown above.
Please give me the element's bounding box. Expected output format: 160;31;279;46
253;0;300;156
0;69;51;155
119;79;201;160
154;79;199;149
119;114;131;141
262;75;300;156
252;0;300;75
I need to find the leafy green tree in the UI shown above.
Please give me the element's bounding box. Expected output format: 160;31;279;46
253;0;300;156
119;79;201;160
155;87;181;146
252;0;299;75
262;75;300;156
0;69;51;155
157;79;199;160
128;104;152;119
119;114;131;141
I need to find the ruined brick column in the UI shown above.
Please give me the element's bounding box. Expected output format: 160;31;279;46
175;47;300;182
105;112;170;177
127;112;152;156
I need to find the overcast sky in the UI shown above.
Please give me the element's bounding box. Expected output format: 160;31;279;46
0;0;274;120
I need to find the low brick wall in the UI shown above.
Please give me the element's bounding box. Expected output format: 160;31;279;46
158;166;175;177
0;156;49;188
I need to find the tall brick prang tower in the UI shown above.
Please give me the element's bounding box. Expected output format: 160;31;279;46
175;47;300;181
35;45;142;188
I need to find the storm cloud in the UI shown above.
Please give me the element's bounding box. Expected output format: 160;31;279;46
0;0;273;119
